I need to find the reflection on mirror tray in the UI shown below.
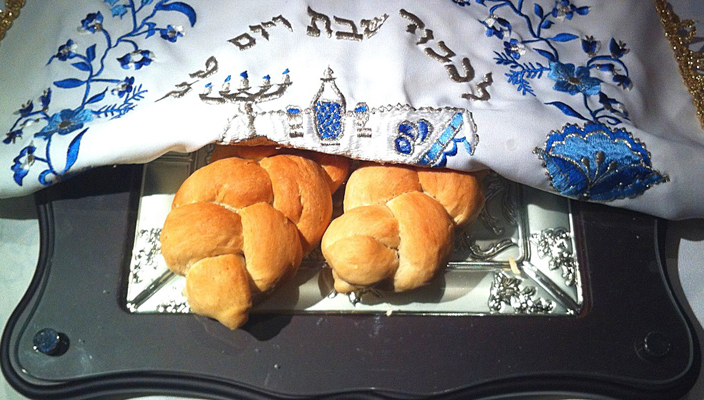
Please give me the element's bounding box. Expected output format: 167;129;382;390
125;147;583;318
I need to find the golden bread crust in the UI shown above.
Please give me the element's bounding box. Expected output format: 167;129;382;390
386;192;454;292
211;144;279;162
172;158;273;210
211;144;352;194
185;254;252;330
343;164;421;212
416;168;485;226
321;205;400;289
259;155;332;255
160;202;243;275
239;202;303;295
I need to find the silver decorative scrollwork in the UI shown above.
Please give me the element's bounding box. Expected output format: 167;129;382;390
129;228;163;285
530;228;578;287
488;271;555;314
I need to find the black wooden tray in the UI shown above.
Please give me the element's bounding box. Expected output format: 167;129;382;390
1;163;699;400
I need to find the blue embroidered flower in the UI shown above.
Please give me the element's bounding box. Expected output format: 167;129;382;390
548;62;600;96
503;38;525;60
112;76;135;98
580;35;599;57
535;123;667;201
80;12;104;33
159;25;183;42
613;74;632;90
111;4;128;18
117;50;154;70
17;100;33;117
481;15;511;39
39;89;52;109
552;0;590;21
5;1;196;190
3;129;22;145
609;38;629;59
35;109;94;139
11;145;36;186
55;39;78;61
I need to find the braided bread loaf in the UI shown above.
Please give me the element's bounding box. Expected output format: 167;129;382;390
160;153;335;329
321;163;485;293
211;144;351;194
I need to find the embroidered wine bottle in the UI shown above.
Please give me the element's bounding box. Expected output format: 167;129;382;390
312;67;346;143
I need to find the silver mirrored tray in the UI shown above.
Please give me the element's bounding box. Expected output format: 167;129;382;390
126;148;583;317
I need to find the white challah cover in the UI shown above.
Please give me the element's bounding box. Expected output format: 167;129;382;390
1;0;703;220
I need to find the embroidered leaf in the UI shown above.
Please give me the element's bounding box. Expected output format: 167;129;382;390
534;4;544;18
86;44;97;62
493;51;514;65
576;6;590;16
54;78;85;89
71;62;91;72
155;2;197;27
86;88;107;104
145;22;158;39
545;102;589;121
541;19;553;29
534;48;556;61
61;128;88;174
548;33;579;42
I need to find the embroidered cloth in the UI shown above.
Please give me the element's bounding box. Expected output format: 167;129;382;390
1;0;703;220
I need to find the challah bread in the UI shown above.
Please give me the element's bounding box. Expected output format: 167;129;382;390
343;163;485;226
160;153;333;329
211;144;351;194
322;163;485;293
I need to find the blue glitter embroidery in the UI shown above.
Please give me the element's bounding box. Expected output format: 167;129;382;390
394;119;433;156
535;123;668;201
4;0;197;187
311;67;345;143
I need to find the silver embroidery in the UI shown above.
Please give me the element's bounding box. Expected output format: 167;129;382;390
229;33;257;50
306;7;333;38
400;9;492;102
360;14;389;39
286;106;304;138
334;16;363;41
229;16;294;50
425;40;456;63
463;73;494;101
353;102;372;138
445;57;475;83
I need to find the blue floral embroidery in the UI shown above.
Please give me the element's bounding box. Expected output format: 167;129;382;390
4;1;197;187
458;0;632;125
548;62;600;96
535;123;667;201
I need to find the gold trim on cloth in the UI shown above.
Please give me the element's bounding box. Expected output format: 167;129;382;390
654;0;704;132
0;0;25;46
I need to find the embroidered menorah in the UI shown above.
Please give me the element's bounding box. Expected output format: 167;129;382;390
200;70;292;133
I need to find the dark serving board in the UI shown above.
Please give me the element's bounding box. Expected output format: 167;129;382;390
1;164;700;400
